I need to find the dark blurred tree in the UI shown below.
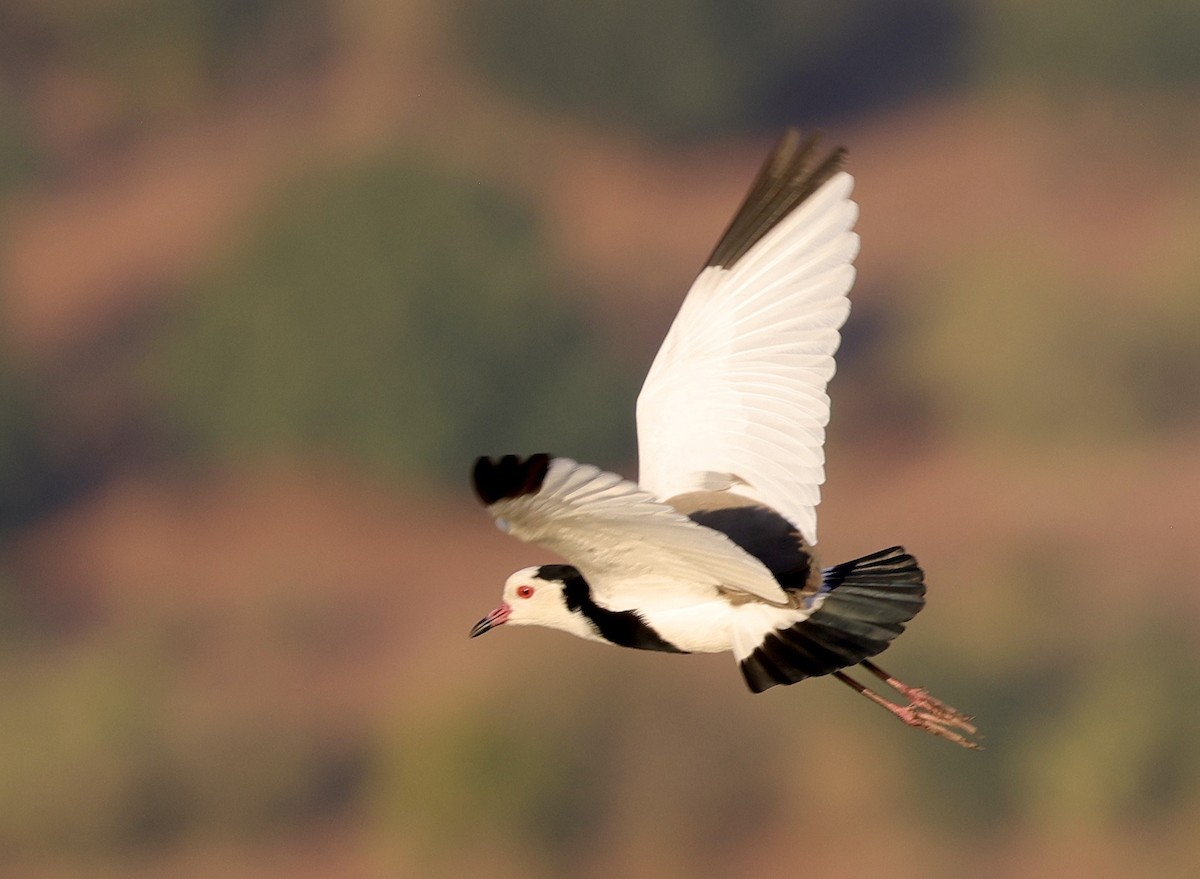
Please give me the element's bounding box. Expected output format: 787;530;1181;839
0;0;331;166
0;99;36;193
147;161;637;485
0;350;74;535
0;341;95;638
455;0;973;139
1;0;329;86
985;0;1200;88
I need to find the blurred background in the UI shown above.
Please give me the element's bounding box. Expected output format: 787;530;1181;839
2;1;1200;876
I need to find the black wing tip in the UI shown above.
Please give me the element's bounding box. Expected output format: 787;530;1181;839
472;453;552;506
706;128;848;270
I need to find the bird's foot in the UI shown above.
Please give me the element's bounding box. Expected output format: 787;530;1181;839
890;699;981;750
835;663;983;750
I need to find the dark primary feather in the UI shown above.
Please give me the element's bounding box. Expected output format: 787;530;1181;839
705;128;847;270
472;453;551;506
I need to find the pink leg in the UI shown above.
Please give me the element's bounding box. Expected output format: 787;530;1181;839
833;669;981;750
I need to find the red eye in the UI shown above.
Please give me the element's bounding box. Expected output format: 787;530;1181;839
516;585;535;599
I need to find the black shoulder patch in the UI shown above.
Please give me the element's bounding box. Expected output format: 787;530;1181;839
472;453;551;506
706;128;846;270
685;505;812;591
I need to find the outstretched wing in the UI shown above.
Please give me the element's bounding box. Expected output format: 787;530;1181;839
636;130;858;545
473;454;790;609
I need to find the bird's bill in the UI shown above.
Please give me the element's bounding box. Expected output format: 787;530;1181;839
469;603;511;638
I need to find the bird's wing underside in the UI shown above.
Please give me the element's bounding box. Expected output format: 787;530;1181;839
473;454;790;609
636;130;858;545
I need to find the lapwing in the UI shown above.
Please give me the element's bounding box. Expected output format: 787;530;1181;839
469;130;979;748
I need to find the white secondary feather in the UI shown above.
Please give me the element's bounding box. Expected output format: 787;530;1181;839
486;457;790;609
636;171;858;545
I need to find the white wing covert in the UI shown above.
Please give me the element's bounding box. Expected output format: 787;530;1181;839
637;130;858;545
473;454;790;608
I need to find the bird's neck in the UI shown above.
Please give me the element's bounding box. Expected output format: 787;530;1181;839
563;580;687;653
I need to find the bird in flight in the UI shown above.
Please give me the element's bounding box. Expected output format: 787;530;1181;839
469;129;979;748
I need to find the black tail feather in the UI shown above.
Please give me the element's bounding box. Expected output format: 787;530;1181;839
740;546;926;693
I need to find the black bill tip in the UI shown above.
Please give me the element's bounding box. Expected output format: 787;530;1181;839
469;604;510;638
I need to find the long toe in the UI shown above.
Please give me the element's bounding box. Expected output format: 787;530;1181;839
904;689;978;736
902;704;982;750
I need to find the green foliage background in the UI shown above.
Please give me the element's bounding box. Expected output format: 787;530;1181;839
148;162;636;483
458;0;971;138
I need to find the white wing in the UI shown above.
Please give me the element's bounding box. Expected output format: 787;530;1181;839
637;132;858;545
475;455;790;609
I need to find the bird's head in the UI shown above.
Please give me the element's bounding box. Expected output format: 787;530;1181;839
469;564;594;640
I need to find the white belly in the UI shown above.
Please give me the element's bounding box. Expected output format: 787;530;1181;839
640;599;815;656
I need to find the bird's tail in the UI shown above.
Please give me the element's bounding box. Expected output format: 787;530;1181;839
738;546;926;693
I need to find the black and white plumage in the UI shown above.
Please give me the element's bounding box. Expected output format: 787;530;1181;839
469;131;979;748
